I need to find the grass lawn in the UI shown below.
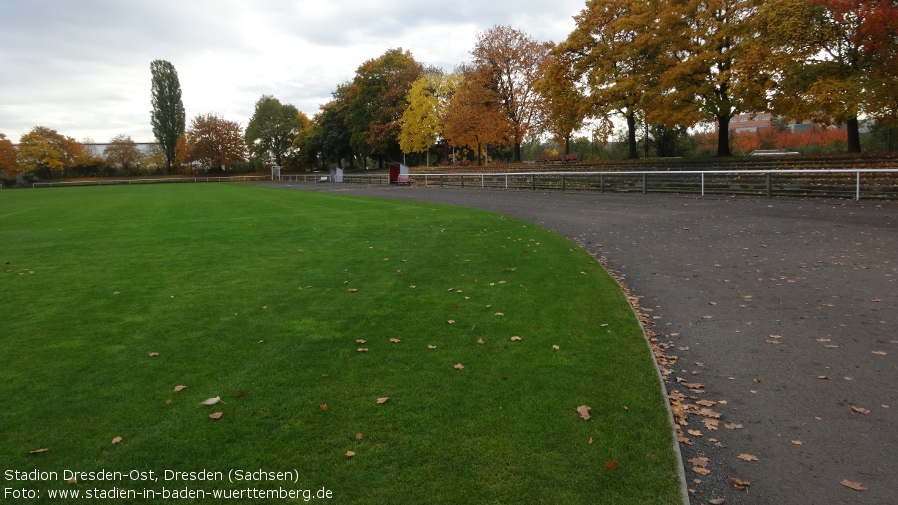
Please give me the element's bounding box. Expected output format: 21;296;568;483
0;183;681;504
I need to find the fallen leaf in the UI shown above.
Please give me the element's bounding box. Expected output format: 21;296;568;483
495;312;504;316
840;479;867;491
234;391;246;397
320;404;328;410
729;477;751;490
376;397;389;404
428;345;437;349
348;288;358;293
355;433;363;440
687;429;703;437
872;351;887;355
28;448;48;455
209;412;223;420
696;399;717;407
510;336;522;342
693;466;711;475
111;436;122;444
173;385;187;392
346;451;356;458
357;348;368;352
447;320;455;324
791;440;803;445
604;460;618;470
737;453;759;462
577;405;591;421
851;406;871;414
817;376;830;380
66;476;77;484
356;339;367;344
552;344;560;350
709;499;726;505
147;352;159;357
201;396;220;406
113;291;120;295
477;338;484;344
389;338;400;343
454;363;465;370
724;423;744;430
165;399;172;405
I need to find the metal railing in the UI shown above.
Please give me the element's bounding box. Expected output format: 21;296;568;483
331;170;898;201
33;175;270;188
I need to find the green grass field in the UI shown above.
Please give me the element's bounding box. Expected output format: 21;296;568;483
0;184;681;504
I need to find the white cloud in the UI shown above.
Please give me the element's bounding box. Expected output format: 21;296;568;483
0;0;584;143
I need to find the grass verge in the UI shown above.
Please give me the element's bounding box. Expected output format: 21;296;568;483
0;184;681;504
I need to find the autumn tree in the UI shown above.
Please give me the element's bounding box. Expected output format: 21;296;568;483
766;0;898;152
245;95;304;166
471;26;552;162
399;71;460;165
104;134;142;172
0;133;18;180
655;0;770;156
537;44;590;155
443;68;512;165
150;59;186;172
183;113;247;171
16;126;79;178
343;48;424;167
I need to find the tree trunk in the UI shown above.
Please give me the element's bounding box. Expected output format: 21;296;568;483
626;114;638;159
513;139;522;163
846;117;861;153
564;133;571;155
717;115;732;156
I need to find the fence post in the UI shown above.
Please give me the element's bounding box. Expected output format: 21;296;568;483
642;173;647;194
481;174;484;189
505;175;508;189
856;172;861;201
701;173;705;196
600;174;604;193
766;172;772;198
531;174;536;190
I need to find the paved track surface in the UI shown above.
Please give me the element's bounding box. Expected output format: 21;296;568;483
262;182;898;505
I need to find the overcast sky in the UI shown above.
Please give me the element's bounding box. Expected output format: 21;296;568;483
0;0;587;144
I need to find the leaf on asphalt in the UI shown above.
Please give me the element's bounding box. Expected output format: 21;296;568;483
729;477;751;490
687;429;703;437
817;375;830;380
111;436;122;444
689;456;710;475
389;338;400;343
454;363;464;370
376;397;389;404
510;336;522;342
698;408;721;419
346;451;356;458
148;352;159;357
28;448;48;455
708;499;726;505
738;453;759;462
209;412;223;420
872;351;887;355
173;385;187;392
840;479;867;491
724;423;744;430
703;418;719;430
825;344;841;349
851;406;871;414
201;396;221;406
576;405;591;421
696;399;716;407
791;440;803;445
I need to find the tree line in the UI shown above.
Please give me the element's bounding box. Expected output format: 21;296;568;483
2;0;895;183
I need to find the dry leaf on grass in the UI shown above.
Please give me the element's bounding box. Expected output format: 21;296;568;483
552;345;560;350
428;345;437;349
356;339;366;344
28;448;48;455
738;453;759;462
576;405;591;421
510;336;522;342
147;352;159;357
495;312;504;316
209;412;223;420
201;396;221;406
346;451;356;458
840;479;867;491
376;397;389;404
320;404;328;410
111;436;122;444
173;385;187;392
357;348;368;352
604;460;618;470
454;363;465;370
348;288;358;293
447;320;455;324
355;433;363;440
389;338;400;343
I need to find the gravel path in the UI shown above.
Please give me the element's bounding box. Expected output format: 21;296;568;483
261;182;898;505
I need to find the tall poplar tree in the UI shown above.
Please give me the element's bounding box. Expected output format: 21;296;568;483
150;60;186;172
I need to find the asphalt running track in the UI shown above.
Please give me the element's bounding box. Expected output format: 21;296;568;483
260;182;898;505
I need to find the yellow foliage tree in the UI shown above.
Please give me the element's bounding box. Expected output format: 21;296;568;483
399;72;460;165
